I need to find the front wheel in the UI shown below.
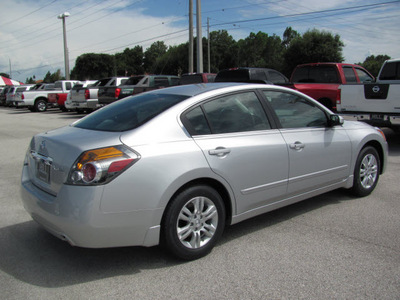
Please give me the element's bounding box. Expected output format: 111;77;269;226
351;146;380;197
162;185;226;260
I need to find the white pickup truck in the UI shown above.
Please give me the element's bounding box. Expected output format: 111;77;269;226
14;80;78;112
337;58;400;128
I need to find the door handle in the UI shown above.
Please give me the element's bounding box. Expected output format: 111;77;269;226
209;147;231;156
289;141;305;151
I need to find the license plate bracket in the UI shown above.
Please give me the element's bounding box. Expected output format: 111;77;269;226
37;159;50;183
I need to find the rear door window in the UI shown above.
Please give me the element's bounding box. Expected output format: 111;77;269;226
183;92;271;135
343;67;357;83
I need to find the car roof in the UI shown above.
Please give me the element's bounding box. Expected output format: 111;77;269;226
146;82;250;97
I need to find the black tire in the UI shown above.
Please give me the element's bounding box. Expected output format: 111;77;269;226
351;146;380;197
35;99;47;112
162;185;226;260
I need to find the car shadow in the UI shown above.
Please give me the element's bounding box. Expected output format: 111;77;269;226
0;220;177;288
220;188;355;244
0;189;354;288
383;127;400;156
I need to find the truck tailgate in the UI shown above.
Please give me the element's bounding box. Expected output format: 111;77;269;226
339;83;400;114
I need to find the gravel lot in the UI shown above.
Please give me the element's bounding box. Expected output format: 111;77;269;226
0;106;399;299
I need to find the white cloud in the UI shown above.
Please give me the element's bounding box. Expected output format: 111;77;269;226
0;0;399;82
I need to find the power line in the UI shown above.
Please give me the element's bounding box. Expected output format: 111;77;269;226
0;0;59;27
210;1;400;27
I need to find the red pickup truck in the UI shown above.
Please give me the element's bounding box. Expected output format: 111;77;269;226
48;92;69;111
47;80;78;111
287;63;374;111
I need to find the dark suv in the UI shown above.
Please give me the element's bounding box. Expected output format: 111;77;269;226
215;67;289;84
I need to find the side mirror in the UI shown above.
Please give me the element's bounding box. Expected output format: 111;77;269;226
329;114;344;126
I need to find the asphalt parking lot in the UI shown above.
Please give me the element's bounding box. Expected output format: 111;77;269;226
0;106;399;299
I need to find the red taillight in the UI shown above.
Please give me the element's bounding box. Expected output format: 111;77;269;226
108;159;134;173
67;146;140;185
82;163;100;183
85;89;90;100
115;88;121;99
336;89;341;105
22;94;25;100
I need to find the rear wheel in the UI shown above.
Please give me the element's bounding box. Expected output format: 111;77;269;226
35;99;47;112
162;185;225;260
351;146;380;197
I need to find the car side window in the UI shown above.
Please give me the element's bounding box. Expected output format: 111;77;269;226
263;91;328;128
355;68;374;82
184;92;271;135
268;70;288;83
154;77;169;87
343;67;357;83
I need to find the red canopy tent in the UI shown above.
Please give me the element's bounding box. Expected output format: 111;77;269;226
0;76;23;86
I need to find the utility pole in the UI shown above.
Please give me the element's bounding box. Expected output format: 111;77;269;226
189;0;194;73
9;58;12;79
58;12;70;80
207;17;210;73
196;0;203;73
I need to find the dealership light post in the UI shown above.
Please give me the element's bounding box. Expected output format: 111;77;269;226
58;12;70;80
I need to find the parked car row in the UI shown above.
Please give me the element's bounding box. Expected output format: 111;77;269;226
1;61;375;114
0;84;35;106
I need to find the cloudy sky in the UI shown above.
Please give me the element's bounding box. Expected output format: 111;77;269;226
0;0;399;82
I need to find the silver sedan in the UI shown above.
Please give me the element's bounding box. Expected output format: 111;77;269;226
21;83;388;260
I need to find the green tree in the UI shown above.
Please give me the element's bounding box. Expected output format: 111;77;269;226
155;43;188;75
70;53;115;80
284;29;344;77
237;32;285;71
43;69;63;82
0;73;10;78
115;46;144;76
25;75;36;84
208;30;237;72
144;41;168;73
282;26;300;49
357;54;391;77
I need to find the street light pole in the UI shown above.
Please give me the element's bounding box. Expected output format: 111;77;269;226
58;12;70;80
196;0;203;73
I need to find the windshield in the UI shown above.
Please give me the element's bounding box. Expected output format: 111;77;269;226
73;93;189;132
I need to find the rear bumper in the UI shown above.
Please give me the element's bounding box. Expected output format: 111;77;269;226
69;99;98;110
20;165;162;248
14;101;27;107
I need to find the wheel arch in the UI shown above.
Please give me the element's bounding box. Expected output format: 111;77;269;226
161;177;234;227
361;140;385;175
34;96;48;104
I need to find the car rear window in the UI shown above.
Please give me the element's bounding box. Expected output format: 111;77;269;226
124;76;145;85
292;66;340;83
180;74;204;84
73;93;189;132
379;61;400;80
215;69;250;82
